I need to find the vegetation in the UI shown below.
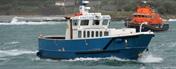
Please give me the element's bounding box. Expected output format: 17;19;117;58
0;0;176;19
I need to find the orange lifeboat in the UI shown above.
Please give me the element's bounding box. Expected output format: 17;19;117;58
125;0;169;32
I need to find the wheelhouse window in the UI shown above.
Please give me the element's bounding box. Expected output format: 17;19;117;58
134;15;151;18
102;19;109;25
104;31;109;36
87;31;90;37
83;31;86;38
78;31;82;38
80;20;89;26
100;31;102;37
96;31;99;37
72;20;78;26
91;31;94;37
134;15;140;17
93;20;100;25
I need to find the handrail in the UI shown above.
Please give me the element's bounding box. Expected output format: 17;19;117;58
140;22;148;32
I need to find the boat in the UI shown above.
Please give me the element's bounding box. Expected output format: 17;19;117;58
37;0;154;60
0;16;66;25
124;0;169;32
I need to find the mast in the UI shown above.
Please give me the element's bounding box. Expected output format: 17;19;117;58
65;0;90;39
79;0;90;15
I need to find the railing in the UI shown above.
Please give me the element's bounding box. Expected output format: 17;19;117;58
140;22;148;32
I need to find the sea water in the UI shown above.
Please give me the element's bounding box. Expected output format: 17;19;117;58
0;21;175;69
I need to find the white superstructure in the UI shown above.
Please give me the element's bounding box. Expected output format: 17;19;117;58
65;0;143;40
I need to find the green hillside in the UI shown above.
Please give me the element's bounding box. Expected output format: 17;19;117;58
0;0;176;19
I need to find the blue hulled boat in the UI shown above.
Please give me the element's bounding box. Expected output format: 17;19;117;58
37;0;154;60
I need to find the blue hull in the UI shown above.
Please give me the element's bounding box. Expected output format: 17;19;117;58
37;34;154;60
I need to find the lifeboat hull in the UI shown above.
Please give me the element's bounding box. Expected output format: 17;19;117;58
125;23;169;32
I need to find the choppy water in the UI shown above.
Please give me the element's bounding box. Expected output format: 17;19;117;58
0;21;176;69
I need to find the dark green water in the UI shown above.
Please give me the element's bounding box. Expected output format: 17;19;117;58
0;21;176;69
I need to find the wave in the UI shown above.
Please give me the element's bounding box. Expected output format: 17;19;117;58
3;41;20;45
0;58;8;61
167;42;176;48
0;49;36;57
138;54;163;63
0;58;10;66
0;22;65;25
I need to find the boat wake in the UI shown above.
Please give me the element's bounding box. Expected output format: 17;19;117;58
0;49;36;57
138;54;163;63
62;57;132;62
62;57;102;62
62;54;163;64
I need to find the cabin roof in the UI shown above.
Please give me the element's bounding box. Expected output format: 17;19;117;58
71;13;111;20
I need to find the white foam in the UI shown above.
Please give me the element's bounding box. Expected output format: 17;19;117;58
0;49;36;57
63;55;163;63
31;57;41;61
63;57;101;62
168;42;176;48
138;54;163;63
0;22;65;25
1;41;20;46
105;57;132;61
5;41;20;45
140;66;146;69
62;56;132;62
